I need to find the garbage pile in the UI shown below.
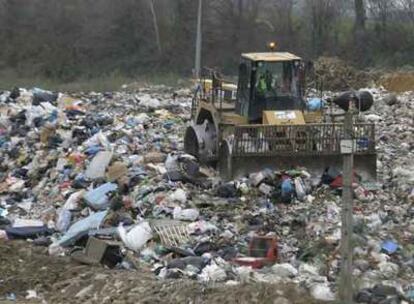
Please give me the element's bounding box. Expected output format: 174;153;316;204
0;86;413;303
380;71;414;93
312;57;379;91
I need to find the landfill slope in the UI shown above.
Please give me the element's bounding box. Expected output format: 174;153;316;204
0;85;413;303
0;241;319;304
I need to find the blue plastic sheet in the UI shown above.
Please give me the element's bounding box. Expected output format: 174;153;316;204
163;121;174;130
307;98;324;111
47;110;58;122
6;226;53;239
406;289;414;300
85;145;102;156
0;136;7;148
57;210;108;247
381;240;399;254
0;207;7;217
83;183;118;210
282;179;293;195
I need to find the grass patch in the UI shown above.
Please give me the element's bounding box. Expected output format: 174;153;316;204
0;69;190;92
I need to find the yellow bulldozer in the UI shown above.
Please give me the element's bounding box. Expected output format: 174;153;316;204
184;49;376;180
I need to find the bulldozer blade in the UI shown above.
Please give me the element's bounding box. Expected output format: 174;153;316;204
219;123;377;181
220;153;376;181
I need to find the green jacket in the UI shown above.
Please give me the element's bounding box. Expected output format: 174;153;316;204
257;78;267;94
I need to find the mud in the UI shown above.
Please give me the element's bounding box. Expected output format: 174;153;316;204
0;241;320;304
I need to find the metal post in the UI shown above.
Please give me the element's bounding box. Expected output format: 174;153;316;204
195;0;203;80
339;106;355;303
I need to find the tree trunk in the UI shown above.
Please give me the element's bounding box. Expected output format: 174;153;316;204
355;0;366;30
286;0;293;40
148;0;162;56
237;0;244;51
354;0;367;63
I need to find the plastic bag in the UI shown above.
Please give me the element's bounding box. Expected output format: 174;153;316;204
118;222;152;252
85;151;113;179
169;189;187;203
294;177;306;201
32;87;58;104
281;179;294;202
25;106;46;127
310;283;335;301
307;98;324;111
198;263;227;283
56;210;108;247
63;190;85;210
139;95;161;109
56;209;72;232
83;183;118;210
188;221;218;234
173;207;199;221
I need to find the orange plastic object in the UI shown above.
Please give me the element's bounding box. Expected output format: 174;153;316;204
68;152;86;165
233;236;278;269
59;181;72;189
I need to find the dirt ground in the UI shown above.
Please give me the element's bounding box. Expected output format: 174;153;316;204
0;240;323;304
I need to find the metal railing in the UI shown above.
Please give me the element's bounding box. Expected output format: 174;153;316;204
191;68;228;120
232;123;375;156
191;85;201;119
204;68;225;110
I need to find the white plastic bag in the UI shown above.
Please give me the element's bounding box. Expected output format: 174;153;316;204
310;283;335;301
118;222;153;252
63;190;85;210
188;221;218;234
85;151;113;179
25;106;46;126
170;189;187;203
173;207;199;221
294;177;306;201
198;263;227;283
271;263;298;278
139;95;161;109
12;218;44;228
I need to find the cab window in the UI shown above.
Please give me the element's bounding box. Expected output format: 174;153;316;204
255;61;295;97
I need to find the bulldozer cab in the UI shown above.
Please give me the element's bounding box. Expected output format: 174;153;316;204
236;52;306;123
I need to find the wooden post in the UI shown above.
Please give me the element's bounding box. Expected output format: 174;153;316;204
339;106;355;303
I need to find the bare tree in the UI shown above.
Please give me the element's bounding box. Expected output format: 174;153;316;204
355;0;366;31
275;0;295;37
401;0;414;22
0;0;413;79
368;0;392;42
261;0;296;50
354;0;367;62
209;0;265;53
306;0;340;57
148;0;162;55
